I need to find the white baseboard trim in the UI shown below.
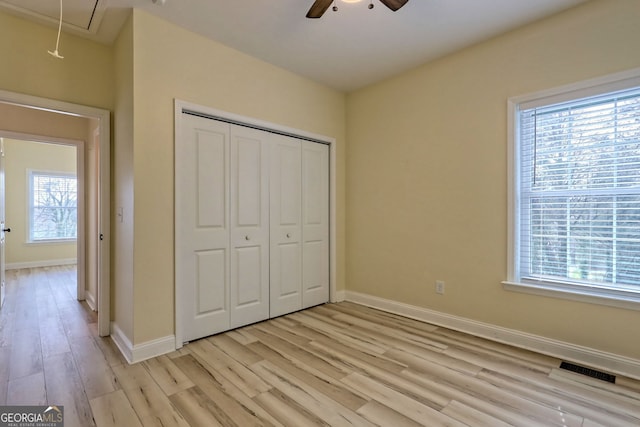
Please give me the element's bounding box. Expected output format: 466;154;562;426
85;291;97;312
344;290;640;381
335;290;346;302
110;322;176;364
111;322;133;364
131;335;176;364
6;258;77;270
110;322;134;364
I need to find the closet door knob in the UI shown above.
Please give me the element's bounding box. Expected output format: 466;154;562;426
245;235;250;241
286;233;291;238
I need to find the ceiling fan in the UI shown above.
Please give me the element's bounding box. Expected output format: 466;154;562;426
306;0;409;18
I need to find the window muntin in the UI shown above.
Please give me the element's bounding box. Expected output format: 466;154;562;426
29;171;77;242
516;86;640;293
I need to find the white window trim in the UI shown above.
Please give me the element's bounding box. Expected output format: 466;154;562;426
504;67;640;311
27;168;78;244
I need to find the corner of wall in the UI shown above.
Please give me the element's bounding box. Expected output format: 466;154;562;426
110;321;175;364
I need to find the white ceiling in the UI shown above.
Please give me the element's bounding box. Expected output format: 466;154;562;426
2;0;589;92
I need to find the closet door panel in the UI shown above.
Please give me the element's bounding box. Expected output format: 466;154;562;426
270;135;302;317
279;243;301;296
196;249;226;314
235;246;262;304
302;141;330;308
177;115;230;342
236;138;261;225
230;125;270;328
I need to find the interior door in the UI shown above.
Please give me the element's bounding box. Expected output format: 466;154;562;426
269;134;302;317
0;138;5;309
301;141;330;308
177;114;230;341
229;124;269;328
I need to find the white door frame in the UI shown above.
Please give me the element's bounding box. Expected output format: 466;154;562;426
174;99;337;348
0;89;111;337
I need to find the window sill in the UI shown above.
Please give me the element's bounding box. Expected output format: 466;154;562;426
502;280;640;312
26;239;77;246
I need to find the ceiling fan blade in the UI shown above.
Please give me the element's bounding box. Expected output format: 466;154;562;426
379;0;409;11
306;0;333;18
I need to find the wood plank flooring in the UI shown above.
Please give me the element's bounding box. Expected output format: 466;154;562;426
1;267;640;426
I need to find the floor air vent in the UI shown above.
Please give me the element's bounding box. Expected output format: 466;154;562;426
560;361;616;383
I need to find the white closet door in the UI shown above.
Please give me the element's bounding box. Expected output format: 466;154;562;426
177;114;231;342
302;141;330;308
269;134;302;317
229;125;270;328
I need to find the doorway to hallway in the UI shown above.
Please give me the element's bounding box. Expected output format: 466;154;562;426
0;90;110;337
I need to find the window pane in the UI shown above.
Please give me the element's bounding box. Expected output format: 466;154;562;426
617;197;640;284
31;173;77;240
526;95;640;191
525;195;640;286
519;86;640;289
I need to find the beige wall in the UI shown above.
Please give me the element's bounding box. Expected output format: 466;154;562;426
128;10;346;344
346;0;640;359
4;139;76;266
112;14;135;340
0;103;92;142
0;12;113;108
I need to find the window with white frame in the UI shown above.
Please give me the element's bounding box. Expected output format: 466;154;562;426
506;71;640;307
29;171;77;242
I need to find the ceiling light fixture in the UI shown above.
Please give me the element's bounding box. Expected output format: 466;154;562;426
47;0;64;59
307;0;407;19
332;0;373;12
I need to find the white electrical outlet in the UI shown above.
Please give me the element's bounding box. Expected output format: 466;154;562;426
435;280;445;295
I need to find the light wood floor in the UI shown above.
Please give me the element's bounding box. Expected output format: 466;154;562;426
1;267;640;426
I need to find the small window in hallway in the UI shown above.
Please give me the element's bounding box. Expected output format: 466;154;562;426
29;171;77;242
